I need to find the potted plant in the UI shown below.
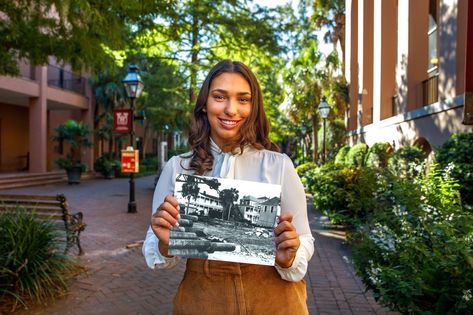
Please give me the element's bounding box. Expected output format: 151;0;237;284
53;120;92;184
94;154;120;179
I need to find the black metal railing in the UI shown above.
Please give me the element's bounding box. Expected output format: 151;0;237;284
47;65;86;95
422;74;438;106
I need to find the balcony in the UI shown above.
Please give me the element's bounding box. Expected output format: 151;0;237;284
47;65;87;95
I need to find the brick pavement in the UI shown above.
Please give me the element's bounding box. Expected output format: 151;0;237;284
5;176;398;315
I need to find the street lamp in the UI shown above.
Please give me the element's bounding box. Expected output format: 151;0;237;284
122;65;144;213
318;96;330;163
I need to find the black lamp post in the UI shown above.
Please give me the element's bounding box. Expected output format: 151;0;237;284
318;96;330;163
122;65;144;213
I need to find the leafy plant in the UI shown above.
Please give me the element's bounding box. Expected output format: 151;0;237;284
435;132;473;207
0;209;80;311
388;145;425;178
94;154;120;178
53;120;92;171
365;142;393;168
350;165;473;314
345;143;368;167
334;145;350;165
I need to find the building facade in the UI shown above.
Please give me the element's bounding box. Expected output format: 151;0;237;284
0;58;94;173
345;0;473;152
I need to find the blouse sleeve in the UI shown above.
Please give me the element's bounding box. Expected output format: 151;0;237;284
275;155;315;282
142;156;181;270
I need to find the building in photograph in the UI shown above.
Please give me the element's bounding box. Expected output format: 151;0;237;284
183;191;223;216
344;0;473;153
239;196;279;228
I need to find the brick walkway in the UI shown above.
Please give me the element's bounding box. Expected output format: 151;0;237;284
5;176;397;315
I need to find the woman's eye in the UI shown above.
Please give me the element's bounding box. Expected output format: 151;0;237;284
239;98;250;103
214;95;226;101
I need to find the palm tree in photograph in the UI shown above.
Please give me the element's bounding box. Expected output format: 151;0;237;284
219;188;239;220
181;179;200;215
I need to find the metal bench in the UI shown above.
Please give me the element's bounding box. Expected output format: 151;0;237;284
0;193;86;255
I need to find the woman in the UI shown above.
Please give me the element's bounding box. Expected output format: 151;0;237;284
143;60;314;314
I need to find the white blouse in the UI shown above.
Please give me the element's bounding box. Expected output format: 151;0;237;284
142;140;314;282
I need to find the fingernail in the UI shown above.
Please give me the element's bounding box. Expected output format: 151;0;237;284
175;221;180;227
177;214;181;220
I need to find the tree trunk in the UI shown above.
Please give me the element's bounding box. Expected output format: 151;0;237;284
189;10;199;105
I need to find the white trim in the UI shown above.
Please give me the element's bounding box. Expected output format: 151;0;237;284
348;94;465;136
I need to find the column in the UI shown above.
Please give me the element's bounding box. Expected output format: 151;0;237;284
28;66;48;172
373;0;397;121
358;0;374;127
346;0;358;131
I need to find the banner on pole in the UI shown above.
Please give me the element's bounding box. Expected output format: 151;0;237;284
113;109;132;133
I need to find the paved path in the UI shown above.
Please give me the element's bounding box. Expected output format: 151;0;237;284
5;176;397;315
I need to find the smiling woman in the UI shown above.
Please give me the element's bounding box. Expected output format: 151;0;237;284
143;60;314;315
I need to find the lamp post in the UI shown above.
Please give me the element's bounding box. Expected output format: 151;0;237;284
122;65;144;213
318;96;330;163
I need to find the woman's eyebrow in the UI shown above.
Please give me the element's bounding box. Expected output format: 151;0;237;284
210;88;251;96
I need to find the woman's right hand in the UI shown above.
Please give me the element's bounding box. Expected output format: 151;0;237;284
151;194;180;257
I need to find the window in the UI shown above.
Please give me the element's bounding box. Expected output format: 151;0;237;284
428;0;439;74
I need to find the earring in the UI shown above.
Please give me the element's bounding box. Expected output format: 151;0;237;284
203;108;207;112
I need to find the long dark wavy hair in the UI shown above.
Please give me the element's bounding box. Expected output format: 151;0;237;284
186;60;279;175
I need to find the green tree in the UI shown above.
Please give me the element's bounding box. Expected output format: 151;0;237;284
0;0;169;75
136;0;281;104
283;4;325;162
90;70;127;158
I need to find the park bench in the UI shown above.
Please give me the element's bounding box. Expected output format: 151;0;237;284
0;193;86;255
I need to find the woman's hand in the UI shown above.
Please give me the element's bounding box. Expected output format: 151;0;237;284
274;213;300;268
151;194;180;257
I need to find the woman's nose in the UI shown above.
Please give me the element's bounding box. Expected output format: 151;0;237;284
224;99;237;116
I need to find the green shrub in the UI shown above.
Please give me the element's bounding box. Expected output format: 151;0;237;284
345;143;368;167
350;165;473;314
308;163;350;224
388;145;425;178
365;142;393;168
140;155;158;172
0;210;79;310
435;132;473;207
295;162;317;177
334;146;350;165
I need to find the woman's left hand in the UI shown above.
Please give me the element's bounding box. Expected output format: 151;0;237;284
274;213;300;268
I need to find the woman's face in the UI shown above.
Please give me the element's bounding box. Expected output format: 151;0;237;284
205;72;252;150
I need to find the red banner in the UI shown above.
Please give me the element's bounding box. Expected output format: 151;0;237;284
113;109;132;133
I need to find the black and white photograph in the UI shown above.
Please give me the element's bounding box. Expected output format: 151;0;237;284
169;174;281;266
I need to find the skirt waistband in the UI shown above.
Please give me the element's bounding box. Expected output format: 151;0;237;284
186;258;273;276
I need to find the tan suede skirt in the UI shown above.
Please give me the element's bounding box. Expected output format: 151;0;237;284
173;259;308;315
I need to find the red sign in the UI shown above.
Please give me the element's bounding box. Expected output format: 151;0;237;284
121;148;139;173
113;109;132;133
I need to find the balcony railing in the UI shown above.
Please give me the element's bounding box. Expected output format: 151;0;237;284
47;65;86;95
422;74;439;106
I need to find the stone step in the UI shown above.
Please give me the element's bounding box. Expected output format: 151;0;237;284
0;178;67;190
0;172;66;190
